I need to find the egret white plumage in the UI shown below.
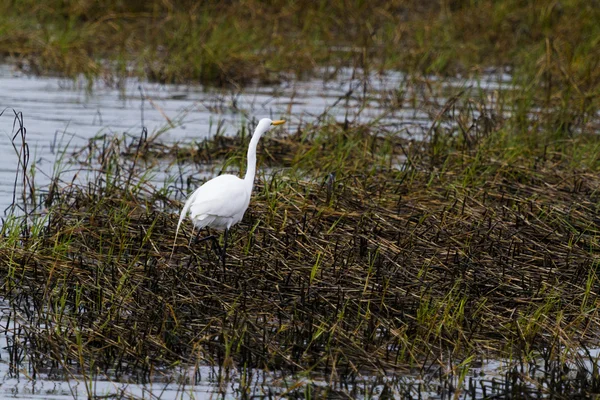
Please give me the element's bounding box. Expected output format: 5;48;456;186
173;118;286;267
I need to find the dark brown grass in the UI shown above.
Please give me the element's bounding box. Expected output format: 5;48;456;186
2;114;600;385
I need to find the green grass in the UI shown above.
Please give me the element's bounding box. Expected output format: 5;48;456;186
1;1;599;114
0;1;599;394
1;85;600;397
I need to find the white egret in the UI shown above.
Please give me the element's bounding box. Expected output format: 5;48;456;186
173;118;286;267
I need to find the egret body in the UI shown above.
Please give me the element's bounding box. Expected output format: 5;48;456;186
174;118;285;266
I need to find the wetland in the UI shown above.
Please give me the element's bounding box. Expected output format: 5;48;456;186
0;1;599;398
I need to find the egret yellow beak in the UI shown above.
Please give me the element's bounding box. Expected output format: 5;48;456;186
271;120;286;126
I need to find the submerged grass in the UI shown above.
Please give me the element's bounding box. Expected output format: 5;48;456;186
1;78;600;397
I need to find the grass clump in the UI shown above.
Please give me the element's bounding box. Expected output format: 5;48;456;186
1;1;598;108
1;88;600;398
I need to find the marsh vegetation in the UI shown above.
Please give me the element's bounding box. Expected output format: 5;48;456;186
0;0;599;398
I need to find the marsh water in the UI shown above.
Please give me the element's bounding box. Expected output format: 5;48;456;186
0;64;593;398
0;293;598;399
0;64;514;213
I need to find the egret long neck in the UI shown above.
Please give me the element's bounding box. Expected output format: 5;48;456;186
243;132;262;190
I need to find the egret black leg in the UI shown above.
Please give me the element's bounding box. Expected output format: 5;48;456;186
195;228;222;259
221;228;229;272
193;229;206;244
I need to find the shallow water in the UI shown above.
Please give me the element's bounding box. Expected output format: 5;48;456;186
1;296;597;400
0;64;514;213
5;65;583;398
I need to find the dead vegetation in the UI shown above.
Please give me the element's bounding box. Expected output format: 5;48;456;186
2;91;600;398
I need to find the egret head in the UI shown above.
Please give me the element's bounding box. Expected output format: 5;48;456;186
254;118;285;137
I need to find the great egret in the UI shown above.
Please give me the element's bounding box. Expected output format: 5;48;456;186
174;118;286;268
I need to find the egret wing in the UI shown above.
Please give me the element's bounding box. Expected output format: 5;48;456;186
187;175;249;219
173;175;249;247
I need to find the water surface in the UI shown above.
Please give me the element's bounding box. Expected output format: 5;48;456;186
0;65;551;399
0;64;513;213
